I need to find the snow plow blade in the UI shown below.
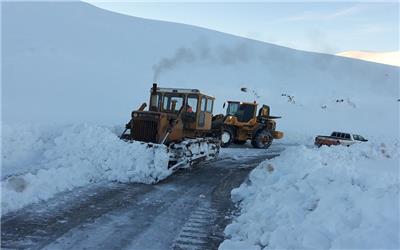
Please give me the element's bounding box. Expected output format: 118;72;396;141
168;138;220;171
123;138;220;172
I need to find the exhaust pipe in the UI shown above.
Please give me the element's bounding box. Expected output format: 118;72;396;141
152;83;157;94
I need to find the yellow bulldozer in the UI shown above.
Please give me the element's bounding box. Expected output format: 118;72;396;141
120;83;220;170
212;101;284;148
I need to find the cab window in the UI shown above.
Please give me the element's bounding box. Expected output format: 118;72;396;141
206;98;213;113
201;97;206;111
163;94;183;112
187;95;198;113
236;104;256;122
227;102;239;116
150;94;161;110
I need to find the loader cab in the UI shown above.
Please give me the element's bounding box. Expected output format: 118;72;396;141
225;101;257;123
149;84;215;130
258;105;270;117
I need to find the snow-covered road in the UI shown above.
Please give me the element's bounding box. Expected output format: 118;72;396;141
1;150;281;250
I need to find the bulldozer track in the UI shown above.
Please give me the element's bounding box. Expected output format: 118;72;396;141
1;151;281;250
172;203;218;249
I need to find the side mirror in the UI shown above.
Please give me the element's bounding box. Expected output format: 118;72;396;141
223;102;226;108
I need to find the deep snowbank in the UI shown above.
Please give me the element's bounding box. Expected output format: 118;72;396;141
220;141;400;250
2;124;62;177
1;124;170;215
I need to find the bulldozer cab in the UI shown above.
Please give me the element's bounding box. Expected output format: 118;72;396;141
225;101;257;123
148;84;215;130
123;84;216;145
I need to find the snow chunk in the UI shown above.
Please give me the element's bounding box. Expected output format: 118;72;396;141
1;124;171;215
221;141;400;249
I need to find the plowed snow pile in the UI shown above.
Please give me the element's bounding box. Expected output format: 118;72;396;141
220;141;400;250
1;124;170;215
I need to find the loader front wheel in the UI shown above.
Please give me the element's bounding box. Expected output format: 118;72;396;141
251;129;273;149
221;127;234;148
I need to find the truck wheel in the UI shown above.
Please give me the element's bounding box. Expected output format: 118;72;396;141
221;127;234;148
251;129;273;149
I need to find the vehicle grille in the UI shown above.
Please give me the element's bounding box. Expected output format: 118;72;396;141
132;118;158;143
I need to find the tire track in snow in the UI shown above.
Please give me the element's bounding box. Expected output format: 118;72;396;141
1;152;281;249
172;203;218;249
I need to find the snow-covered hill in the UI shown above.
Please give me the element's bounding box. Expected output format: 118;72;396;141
337;51;400;67
3;2;399;137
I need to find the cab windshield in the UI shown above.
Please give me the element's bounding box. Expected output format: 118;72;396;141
162;94;184;113
227;102;256;122
226;102;240;116
353;134;367;141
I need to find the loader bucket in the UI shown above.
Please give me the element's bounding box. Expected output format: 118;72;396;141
272;131;284;139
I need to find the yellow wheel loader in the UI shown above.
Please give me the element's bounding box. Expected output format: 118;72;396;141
212;101;284;149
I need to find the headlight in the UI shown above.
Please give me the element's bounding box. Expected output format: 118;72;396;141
133;113;138;118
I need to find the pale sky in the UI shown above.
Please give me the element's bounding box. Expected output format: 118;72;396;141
86;1;399;54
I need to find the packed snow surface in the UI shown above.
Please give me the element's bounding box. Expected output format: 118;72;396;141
1;124;170;215
220;140;400;249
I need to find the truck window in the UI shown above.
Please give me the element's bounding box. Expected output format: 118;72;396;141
353;134;366;141
331;132;338;137
344;134;351;139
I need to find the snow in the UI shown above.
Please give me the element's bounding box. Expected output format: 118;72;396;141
1;2;399;244
1;124;171;215
2;2;399;138
220;147;266;160
337;51;400;67
220;139;400;250
220;144;285;161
